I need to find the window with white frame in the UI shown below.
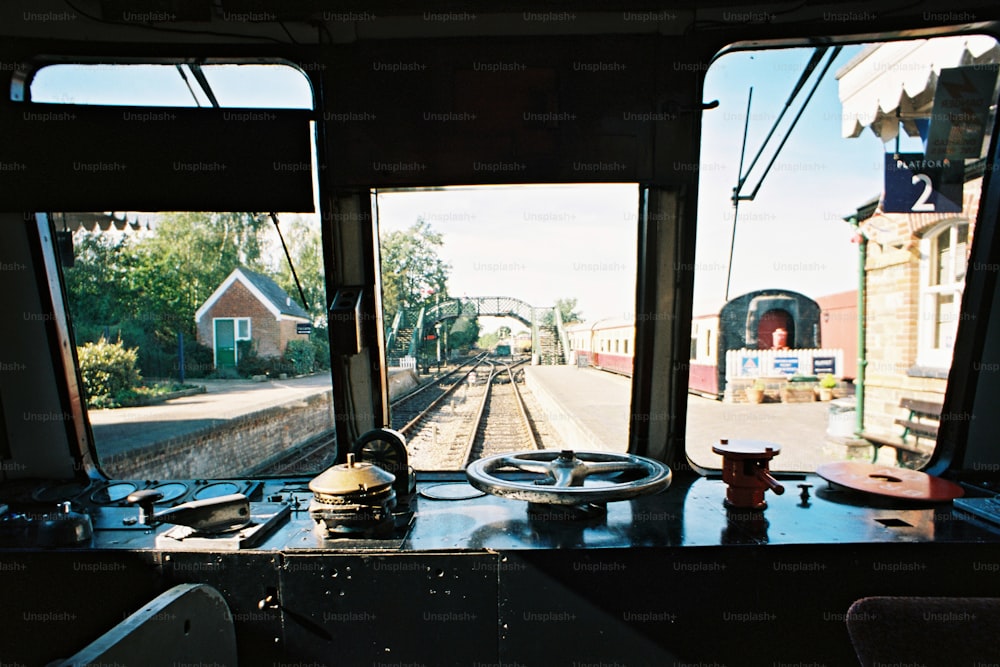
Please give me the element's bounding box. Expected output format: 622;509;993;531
236;317;252;341
917;220;969;369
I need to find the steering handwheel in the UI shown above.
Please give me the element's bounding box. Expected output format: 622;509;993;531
465;450;671;506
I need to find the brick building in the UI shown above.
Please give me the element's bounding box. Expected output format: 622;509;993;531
816;290;858;380
195;267;311;369
847;174;983;448
837;36;997;456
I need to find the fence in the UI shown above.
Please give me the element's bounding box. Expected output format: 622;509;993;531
726;348;845;380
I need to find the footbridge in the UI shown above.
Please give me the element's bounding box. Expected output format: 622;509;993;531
385;296;570;366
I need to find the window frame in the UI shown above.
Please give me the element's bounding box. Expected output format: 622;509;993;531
917;219;970;370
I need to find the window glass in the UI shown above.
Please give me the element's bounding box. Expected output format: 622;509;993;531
59;211;329;479
42;62;327;479
689;36;999;472
31;63;312;109
375;185;637;471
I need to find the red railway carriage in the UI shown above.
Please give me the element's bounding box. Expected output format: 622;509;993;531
570;289;822;399
567;318;634;376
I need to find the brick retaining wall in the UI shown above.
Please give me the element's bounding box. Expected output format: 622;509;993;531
102;390;334;479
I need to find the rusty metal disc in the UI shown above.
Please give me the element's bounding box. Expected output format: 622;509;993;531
816;461;964;501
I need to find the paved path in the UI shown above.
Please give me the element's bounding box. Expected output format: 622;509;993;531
525;366;861;472
89;375;332;456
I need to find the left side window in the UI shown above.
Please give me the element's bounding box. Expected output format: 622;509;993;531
34;63;335;481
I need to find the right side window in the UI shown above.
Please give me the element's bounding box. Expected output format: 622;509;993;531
688;36;1000;472
918;220;970;369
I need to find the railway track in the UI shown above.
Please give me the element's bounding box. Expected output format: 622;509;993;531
252;431;338;476
390;353;490;435
406;358;540;470
257;354;551;475
465;360;537;461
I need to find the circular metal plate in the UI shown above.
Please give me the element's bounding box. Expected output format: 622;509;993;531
420;483;486;500
32;480;92;503
90;481;139;504
149;482;189;503
193;481;243;500
816;461;964;501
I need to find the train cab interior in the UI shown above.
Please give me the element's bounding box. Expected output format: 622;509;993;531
5;1;1000;665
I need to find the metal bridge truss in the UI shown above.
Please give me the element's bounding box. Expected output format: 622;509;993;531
385;296;568;365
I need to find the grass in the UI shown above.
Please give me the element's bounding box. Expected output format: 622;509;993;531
87;381;201;409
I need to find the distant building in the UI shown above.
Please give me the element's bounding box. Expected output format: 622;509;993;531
195;267;310;369
816;290;858;379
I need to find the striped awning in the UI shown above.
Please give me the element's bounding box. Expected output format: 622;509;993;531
836;35;1000;142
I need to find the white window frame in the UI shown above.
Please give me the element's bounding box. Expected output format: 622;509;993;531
235;317;252;341
916;219;969;370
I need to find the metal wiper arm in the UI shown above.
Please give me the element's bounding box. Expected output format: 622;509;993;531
268;212;311;313
174;64;202;107
733;46;836;201
188;63;220;109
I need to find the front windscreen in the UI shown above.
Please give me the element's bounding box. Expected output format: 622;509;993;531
687;35;999;472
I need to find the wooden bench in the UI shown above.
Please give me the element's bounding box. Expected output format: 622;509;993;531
895;397;942;444
863;397;942;466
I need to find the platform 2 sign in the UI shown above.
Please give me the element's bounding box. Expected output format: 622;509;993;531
883;153;962;214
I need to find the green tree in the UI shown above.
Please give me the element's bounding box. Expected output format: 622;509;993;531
140;212;268;335
379;218;451;320
271;215;327;326
63;212;271;378
63;232;145;340
541;297;583;326
477;331;500;351
447;316;481;351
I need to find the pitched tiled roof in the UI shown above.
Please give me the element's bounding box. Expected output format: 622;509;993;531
238;268;310;319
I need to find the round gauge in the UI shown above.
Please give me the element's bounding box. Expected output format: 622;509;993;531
32;481;91;503
149;482;188;504
351;428;408;478
192;482;242;500
90;482;139;505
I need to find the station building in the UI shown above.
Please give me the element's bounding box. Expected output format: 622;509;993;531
836;36;998;453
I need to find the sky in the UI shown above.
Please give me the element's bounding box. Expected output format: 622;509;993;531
31;49;925;329
374;184;638;331
375;44;905;324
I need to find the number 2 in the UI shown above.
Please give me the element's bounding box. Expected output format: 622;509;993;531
912;173;935;212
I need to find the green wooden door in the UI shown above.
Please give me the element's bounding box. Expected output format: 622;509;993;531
214;319;236;369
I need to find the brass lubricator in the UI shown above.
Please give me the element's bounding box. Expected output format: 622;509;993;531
712;439;785;510
308;453;397;536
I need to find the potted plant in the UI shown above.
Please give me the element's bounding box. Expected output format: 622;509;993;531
746;379;766;404
818;374;837;401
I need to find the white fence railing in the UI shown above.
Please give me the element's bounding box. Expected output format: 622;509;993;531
389;355;417;370
726;348;845;380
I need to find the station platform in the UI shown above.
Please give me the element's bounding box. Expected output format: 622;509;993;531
523;365;631;453
523;365;873;472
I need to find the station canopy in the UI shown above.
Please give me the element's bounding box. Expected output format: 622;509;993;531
836;35;1000;142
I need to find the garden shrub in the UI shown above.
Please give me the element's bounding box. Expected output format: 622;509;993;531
284;340;316;375
77;338;141;404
